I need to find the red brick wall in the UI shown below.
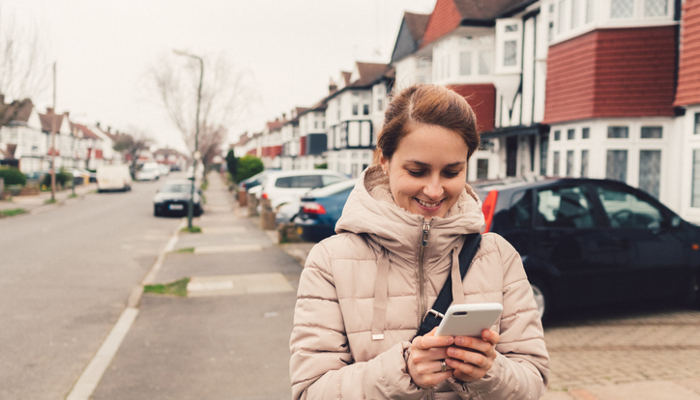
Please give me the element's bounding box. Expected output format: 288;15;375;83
422;0;461;47
299;136;307;156
270;145;283;158
447;84;496;132
676;0;700;106
544;26;677;124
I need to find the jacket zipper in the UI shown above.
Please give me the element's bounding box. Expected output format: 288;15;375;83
417;219;431;327
418;219;435;400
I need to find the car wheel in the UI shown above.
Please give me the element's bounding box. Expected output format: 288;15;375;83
528;277;552;325
154;206;160;217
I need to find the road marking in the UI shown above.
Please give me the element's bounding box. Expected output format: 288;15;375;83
187;273;294;297
194;244;263;254
65;308;139;400
65;219;184;400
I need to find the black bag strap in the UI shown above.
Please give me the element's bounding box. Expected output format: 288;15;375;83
415;233;482;337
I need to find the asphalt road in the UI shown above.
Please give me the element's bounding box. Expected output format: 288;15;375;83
0;177;181;399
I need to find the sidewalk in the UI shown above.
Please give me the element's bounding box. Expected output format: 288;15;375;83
0;182;97;214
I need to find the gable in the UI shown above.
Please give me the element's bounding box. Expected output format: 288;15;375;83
422;0;462;47
391;18;421;63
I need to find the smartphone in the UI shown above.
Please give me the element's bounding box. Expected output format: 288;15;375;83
435;303;503;337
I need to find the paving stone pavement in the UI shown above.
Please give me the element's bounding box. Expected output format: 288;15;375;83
543;308;700;394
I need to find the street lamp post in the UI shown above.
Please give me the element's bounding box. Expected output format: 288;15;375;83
173;50;204;230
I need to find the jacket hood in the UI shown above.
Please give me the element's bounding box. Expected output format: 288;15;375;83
335;165;485;263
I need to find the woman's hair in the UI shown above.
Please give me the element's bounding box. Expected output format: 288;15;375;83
374;84;480;164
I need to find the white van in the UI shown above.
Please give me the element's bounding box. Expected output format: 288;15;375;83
96;165;132;192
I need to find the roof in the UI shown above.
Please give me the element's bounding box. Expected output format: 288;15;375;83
38;110;65;132
72;123;101;140
351;62;392;87
0;98;34;127
266;119;285;132
405;12;431;42
422;0;536;47
153;148;185;157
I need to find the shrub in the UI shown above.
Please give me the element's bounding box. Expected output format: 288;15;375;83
0;167;28;186
314;163;328;170
235;155;264;183
41;168;72;189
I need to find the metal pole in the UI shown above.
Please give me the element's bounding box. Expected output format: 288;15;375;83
50;62;56;201
173;50;203;230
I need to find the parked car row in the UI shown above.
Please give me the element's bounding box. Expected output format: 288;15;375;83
276;173;700;324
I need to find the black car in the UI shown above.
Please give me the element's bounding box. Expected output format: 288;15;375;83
474;178;700;323
153;179;203;217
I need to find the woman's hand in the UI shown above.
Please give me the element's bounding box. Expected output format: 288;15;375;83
445;329;500;382
407;328;455;388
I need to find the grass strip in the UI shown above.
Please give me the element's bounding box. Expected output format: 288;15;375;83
0;208;26;218
181;226;202;233
143;277;190;297
177;247;195;253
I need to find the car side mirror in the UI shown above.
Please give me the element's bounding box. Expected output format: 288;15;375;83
671;215;682;228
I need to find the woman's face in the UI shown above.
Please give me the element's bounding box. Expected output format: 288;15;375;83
380;124;469;219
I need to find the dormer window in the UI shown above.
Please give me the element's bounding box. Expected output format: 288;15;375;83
496;19;522;73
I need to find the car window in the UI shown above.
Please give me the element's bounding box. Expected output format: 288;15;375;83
274;176;292;188
536;186;595;228
508;190;533;229
275;175;323;189
322;175;344;186
595;186;663;229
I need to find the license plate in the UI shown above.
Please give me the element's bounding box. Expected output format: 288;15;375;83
296;227;303;235
169;204;184;210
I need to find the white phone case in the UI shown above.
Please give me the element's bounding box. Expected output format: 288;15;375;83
435;303;503;337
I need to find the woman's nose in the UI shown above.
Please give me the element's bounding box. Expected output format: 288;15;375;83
423;176;444;199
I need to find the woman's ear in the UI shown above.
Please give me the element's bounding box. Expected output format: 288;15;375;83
379;152;389;175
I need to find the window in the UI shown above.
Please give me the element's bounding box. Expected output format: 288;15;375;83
693;149;700;207
608;126;629;138
558;0;565;34
645;0;667;16
496;19;522;72
571;0;581;29
479;50;493;75
586;0;596;23
363;104;370;115
503;41;517;66
554;130;561;141
639;150;661;198
508;190;533;229
641;126;663;139
377;99;383;112
540;135;548;176
460;51;472;75
566;150;574;176
695;113;700;135
536;186;596;228
582;127;590;139
596;185;662;229
581;149;589;177
611;0;634;18
553;151;560;175
567;129;575;140
477;159;488;180
606;150;628;182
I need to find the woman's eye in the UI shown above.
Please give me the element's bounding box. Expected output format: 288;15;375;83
443;170;460;178
407;170;425;177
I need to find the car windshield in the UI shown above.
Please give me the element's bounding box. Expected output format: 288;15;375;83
161;184;191;193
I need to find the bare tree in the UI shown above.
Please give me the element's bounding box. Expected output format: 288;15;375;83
148;52;257;160
198;124;226;173
0;3;49;102
112;129;153;179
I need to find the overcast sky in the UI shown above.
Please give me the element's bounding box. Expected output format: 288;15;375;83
6;0;436;153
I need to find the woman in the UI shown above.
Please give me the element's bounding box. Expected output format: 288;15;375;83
289;84;549;399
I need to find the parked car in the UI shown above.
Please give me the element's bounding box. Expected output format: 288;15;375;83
157;163;171;176
293;179;357;242
96;165;132;192
256;169;349;211
474;177;700;323
153;179;203;217
69;168;97;185
136;162;161;181
239;170;269;193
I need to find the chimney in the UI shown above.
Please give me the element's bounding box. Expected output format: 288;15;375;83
282;113;287;120
96;121;100;128
46;107;54;114
329;78;337;93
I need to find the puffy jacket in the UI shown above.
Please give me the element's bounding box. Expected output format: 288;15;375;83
290;165;549;399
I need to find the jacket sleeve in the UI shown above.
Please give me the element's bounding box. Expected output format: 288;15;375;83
289;241;427;400
448;234;550;400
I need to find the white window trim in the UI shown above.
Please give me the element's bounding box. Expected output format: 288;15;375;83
495;18;523;75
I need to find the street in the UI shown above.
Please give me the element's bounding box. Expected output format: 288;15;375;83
0;178;180;399
2;173;700;400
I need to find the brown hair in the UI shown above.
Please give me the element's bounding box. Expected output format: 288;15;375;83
374;84;480;164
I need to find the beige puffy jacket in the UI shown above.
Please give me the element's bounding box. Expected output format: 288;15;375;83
290;166;549;399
